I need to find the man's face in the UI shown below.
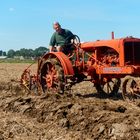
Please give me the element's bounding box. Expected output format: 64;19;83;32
53;24;61;33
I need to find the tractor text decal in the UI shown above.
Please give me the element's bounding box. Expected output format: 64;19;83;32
103;67;122;73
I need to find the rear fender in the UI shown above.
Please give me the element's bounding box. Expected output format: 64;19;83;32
40;52;74;75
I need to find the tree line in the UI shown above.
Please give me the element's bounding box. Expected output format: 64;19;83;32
1;46;49;58
0;50;6;56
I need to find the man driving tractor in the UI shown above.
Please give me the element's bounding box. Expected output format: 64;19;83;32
49;22;75;55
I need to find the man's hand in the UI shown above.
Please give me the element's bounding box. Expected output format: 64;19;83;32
49;46;57;52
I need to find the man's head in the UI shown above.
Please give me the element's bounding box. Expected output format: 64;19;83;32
53;22;62;33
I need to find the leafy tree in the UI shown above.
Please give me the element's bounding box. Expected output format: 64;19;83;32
15;50;21;56
7;49;15;58
28;49;34;57
34;46;49;57
0;50;2;56
3;51;6;56
6;46;49;58
19;48;29;58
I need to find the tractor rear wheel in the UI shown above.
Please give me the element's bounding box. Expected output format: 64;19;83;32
40;58;65;94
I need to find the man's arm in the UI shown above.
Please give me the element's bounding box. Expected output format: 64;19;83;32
65;29;73;37
49;33;56;52
49;46;56;52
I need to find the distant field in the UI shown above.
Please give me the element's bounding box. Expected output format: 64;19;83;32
0;63;37;83
0;58;36;63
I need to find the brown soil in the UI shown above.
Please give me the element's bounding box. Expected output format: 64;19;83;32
0;63;140;140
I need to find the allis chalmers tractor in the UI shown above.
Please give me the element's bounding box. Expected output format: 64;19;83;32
21;33;140;102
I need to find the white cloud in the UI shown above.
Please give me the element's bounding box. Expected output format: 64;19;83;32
9;7;15;12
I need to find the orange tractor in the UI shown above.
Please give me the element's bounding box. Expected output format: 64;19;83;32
21;33;140;101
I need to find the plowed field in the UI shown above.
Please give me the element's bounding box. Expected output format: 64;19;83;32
0;63;140;140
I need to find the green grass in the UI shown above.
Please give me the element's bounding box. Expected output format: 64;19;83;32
0;58;37;63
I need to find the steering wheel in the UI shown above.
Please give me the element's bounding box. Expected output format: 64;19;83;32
63;35;80;58
64;34;80;47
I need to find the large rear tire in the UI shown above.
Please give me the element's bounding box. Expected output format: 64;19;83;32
40;58;65;94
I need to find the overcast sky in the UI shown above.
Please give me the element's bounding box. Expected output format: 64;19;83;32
0;0;140;52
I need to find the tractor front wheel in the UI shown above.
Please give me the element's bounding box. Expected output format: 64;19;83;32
122;76;140;102
95;78;121;96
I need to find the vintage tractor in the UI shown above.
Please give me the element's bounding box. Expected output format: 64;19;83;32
21;33;140;102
